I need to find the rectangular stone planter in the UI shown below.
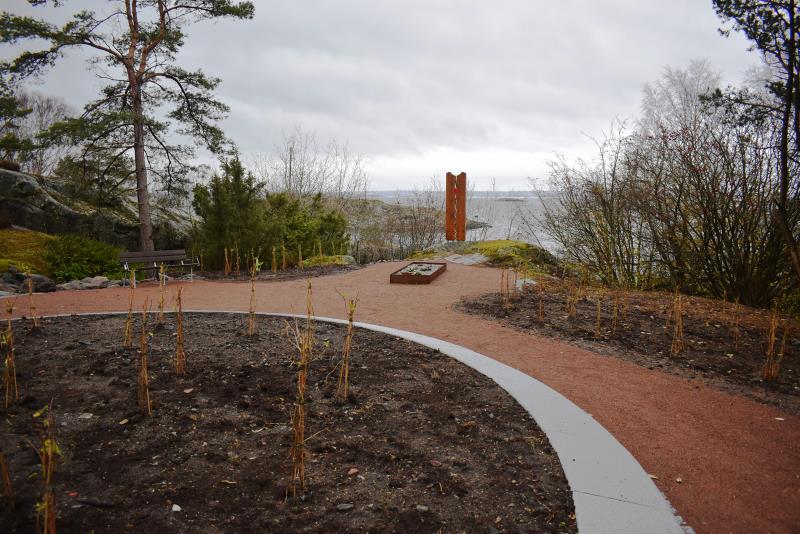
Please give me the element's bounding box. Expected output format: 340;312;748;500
390;262;447;284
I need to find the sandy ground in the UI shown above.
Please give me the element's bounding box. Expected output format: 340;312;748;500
11;261;800;534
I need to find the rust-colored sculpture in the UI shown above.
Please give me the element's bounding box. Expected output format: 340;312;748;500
445;172;467;241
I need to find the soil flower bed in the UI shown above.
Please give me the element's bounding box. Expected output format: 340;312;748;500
458;284;800;415
1;313;576;532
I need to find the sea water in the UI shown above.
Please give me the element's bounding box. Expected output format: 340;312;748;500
366;190;561;252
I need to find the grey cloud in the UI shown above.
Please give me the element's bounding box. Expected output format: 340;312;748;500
3;0;758;188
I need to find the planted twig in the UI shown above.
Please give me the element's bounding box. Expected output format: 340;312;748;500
721;290;728;326
123;270;136;347
565;282;578;318
500;269;512;309
138;299;152;415
0;452;13;508
175;288;186;375
621;291;629;322
762;307;785;380
594;296;602;339
611;294;619;334
224;247;231;276
730;298;740;352
298;244;303;270
3;299;17;408
281;241;287;270
537;288;545;323
234;245;241;275
336;292;359;402
272;246;277;273
32;403;59;534
157;264;166;325
670;293;685;356
247;259;262;337
287;282;315;496
26;270;39;328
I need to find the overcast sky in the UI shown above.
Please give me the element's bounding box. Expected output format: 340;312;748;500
3;1;759;190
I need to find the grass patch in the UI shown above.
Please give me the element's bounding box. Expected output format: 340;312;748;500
466;240;558;270
0;229;54;275
301;255;351;268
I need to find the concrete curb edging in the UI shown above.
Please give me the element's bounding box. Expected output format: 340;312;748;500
34;311;688;533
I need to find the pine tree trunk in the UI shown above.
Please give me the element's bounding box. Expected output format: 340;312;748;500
131;82;154;252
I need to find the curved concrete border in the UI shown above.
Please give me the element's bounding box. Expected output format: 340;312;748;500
31;311;687;533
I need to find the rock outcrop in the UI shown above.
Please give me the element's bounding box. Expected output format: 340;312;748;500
0;169;191;250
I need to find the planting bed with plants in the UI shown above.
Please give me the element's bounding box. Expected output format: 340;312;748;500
198;263;362;282
1;313;576;532
458;282;800;415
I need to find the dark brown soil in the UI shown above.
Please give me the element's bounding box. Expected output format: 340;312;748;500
458;288;800;415
197;263;362;282
1;313;576;533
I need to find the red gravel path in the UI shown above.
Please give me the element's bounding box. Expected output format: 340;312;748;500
13;262;800;533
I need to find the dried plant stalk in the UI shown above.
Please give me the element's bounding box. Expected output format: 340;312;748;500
157;264;166;325
762;308;785;380
594;296;602;339
622;293;628;321
123;270;136;347
26;270;39;328
3;332;17;409
336;293;359;402
731;298;740;352
224;247;231;275
537;290;545;323
248;268;257;337
0;452;13;508
566;283;578;318
287;282;315;496
272;246;277;273
721;290;728;325
33;404;59;534
670;293;685;356
138;299;152;415
298;244;303;270
175;288;186;375
281;242;287;270
3;300;17;408
611;295;619;333
235;245;241;275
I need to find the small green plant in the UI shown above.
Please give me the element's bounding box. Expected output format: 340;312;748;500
31;403;60;534
43;234;122;283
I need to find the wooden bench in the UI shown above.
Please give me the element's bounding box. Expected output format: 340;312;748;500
119;249;198;286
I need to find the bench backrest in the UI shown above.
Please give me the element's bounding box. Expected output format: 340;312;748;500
119;249;187;264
